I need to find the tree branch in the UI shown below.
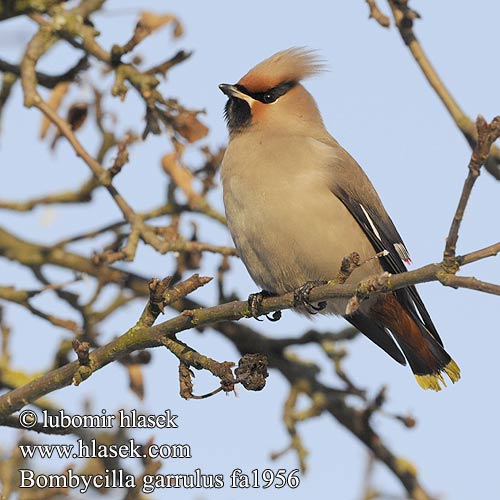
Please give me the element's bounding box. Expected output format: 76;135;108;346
1;244;498;420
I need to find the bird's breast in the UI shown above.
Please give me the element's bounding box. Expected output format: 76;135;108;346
221;134;382;300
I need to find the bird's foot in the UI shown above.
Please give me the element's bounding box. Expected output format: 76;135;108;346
247;290;282;322
294;280;328;314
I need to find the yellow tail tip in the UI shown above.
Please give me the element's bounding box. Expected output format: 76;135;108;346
444;359;461;383
414;359;461;391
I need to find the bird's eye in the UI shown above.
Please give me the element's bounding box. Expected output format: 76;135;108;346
263;92;275;103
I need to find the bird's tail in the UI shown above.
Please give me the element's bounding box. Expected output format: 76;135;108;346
372;294;460;391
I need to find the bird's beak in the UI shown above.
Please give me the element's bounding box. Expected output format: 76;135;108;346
219;84;253;103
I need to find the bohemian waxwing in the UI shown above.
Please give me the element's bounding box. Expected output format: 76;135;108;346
219;48;460;391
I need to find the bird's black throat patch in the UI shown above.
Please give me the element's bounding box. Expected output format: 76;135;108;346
224;98;251;134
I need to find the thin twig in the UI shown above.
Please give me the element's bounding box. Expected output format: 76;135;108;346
444;116;500;266
365;0;390;27
0;56;88;89
386;0;500;180
438;274;500;295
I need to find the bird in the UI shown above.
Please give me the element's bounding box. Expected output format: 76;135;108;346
218;48;460;391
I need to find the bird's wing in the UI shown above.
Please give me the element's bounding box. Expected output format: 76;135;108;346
330;166;443;346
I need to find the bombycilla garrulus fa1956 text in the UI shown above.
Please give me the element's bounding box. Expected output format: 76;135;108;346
219;48;460;391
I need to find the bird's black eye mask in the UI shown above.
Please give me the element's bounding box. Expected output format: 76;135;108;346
236;81;297;104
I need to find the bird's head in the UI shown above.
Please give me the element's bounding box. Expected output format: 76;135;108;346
219;48;326;137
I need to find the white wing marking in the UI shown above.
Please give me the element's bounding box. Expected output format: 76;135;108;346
359;203;382;241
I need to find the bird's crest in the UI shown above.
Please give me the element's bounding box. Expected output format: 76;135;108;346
238;47;325;92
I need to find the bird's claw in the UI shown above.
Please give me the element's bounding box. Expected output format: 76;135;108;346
266;310;282;322
294;281;328;314
248;292;264;321
247;290;281;322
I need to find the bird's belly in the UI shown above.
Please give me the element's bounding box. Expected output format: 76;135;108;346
224;178;383;312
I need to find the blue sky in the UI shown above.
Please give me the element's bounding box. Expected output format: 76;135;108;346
0;1;499;499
